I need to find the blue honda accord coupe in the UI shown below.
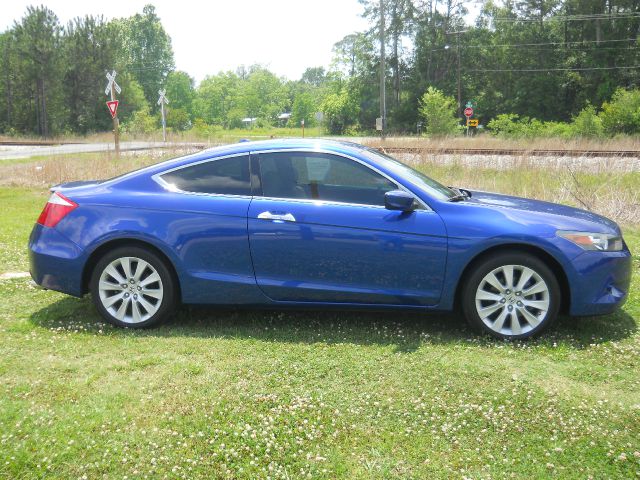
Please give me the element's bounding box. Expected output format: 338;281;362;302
29;139;632;339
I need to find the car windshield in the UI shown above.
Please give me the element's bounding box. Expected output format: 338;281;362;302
359;147;457;201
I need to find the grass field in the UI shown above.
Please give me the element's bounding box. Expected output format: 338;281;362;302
0;162;639;478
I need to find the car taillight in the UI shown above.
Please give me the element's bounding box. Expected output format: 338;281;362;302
36;192;78;228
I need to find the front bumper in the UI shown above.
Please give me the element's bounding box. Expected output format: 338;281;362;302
568;249;633;316
29;224;86;297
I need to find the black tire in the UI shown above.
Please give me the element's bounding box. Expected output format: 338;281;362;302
89;246;177;328
461;251;561;340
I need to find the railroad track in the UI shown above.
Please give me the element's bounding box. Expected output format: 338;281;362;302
1;140;638;158
376;146;640;158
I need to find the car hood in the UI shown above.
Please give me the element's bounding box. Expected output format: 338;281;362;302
466;190;620;233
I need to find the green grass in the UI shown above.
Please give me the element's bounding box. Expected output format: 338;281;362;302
0;186;639;479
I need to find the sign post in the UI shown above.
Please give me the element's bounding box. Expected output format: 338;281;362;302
464;104;474;137
301;119;305;138
157;89;169;142
105;70;121;156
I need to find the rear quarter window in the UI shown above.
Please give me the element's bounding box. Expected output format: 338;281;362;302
159;155;251;196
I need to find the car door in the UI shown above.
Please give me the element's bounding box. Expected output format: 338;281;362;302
154;154;262;304
247;150;448;306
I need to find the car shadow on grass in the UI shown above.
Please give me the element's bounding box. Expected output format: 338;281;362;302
29;295;638;352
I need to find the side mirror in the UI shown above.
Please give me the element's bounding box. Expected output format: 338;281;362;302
384;190;416;212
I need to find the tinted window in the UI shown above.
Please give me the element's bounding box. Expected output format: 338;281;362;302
160;156;251;196
259;152;397;206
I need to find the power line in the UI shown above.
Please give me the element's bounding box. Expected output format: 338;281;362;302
489;12;640;23
463;38;639;49
468;64;640;73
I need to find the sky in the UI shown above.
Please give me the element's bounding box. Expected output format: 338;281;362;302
1;0;369;84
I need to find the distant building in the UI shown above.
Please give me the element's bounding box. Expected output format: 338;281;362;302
277;113;292;126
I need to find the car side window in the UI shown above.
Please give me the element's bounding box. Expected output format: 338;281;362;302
160;155;251;196
259;152;398;206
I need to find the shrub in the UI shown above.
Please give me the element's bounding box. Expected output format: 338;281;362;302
571;105;603;138
418;87;461;136
600;88;640;135
320;89;359;135
486;114;523;137
166;107;191;132
123;107;157;135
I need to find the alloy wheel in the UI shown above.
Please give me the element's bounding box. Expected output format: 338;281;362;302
474;264;550;336
97;256;164;324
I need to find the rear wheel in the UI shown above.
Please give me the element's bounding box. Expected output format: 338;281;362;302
90;246;176;328
462;252;560;339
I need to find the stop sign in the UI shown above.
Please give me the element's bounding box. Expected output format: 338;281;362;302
464;107;473;117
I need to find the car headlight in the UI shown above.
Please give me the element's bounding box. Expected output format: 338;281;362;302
557;231;624;251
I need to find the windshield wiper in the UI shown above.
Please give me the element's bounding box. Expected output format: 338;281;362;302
448;194;467;202
447;186;471;202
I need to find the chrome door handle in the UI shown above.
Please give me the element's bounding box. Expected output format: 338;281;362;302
257;211;296;222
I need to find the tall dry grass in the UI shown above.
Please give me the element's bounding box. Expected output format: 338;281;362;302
0;147;637;226
0;148;195;188
411;157;639;225
361;135;640;152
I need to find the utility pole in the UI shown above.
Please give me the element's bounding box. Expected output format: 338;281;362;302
157;89;169;142
105;70;121;156
379;0;386;140
456;31;461;117
446;30;467;117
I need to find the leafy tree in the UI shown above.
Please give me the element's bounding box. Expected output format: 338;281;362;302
194;71;242;127
116;74;150;123
165;71;195;118
300;67;326;87
358;0;415;107
119;5;174;109
291;92;317;127
320;77;359;134
418;86;460;136
12;6;64;136
242;66;288;121
63;15;120;133
0;32;18;133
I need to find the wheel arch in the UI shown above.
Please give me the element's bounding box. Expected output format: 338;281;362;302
453;243;571;314
82;238;182;302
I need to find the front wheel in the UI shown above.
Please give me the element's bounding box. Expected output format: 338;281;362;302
90;246;176;328
461;252;561;339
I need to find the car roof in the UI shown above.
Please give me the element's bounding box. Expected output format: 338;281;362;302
203;138;369;155
108;138;379;188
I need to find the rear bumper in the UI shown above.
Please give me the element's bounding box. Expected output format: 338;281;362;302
29;224;86;297
569;249;632;316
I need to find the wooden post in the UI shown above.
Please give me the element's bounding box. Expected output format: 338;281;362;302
110;82;120;157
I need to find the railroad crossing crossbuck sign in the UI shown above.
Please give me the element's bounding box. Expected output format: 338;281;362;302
157;89;169;107
105;70;121;96
105;70;122;155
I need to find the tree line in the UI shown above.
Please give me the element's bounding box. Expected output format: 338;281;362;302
1;1;639;138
